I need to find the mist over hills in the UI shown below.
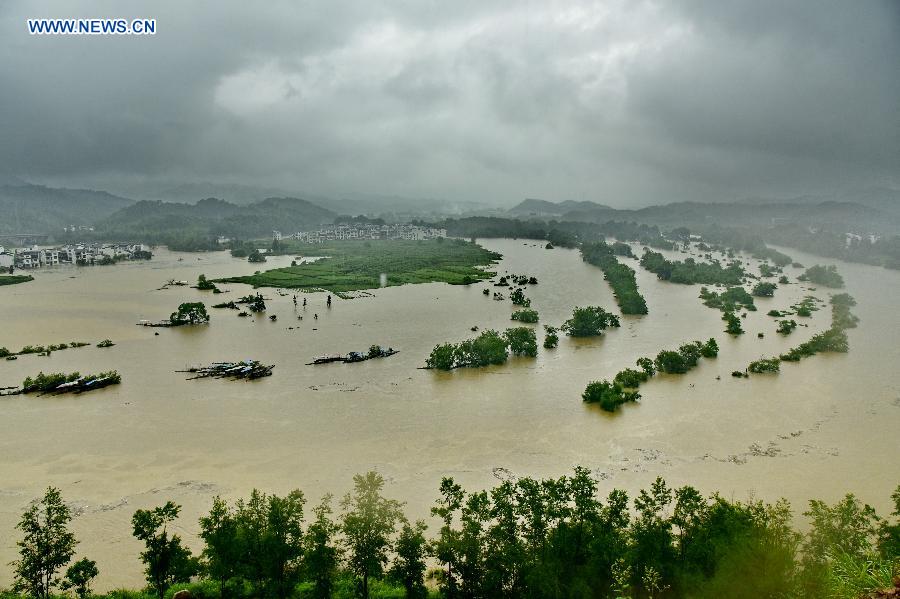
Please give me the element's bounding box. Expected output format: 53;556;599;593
0;181;134;235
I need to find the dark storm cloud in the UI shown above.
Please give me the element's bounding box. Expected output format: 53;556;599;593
0;0;897;205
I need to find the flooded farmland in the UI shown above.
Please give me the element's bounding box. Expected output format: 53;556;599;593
1;238;898;590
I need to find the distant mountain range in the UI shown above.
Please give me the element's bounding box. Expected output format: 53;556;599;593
508;190;900;234
0;181;134;235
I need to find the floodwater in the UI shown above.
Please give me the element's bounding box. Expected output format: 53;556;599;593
1;239;898;589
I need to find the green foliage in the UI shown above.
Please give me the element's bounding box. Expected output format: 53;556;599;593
389;521;429;599
504;327;538;357
341;472;405;599
748;357;781;374
1;474;899;599
777;320;798;335
0;275;34;286
581;242;649;315
699;337;719;358
220;239;500;293
509;288;531;307
654;350;689;375
453;330;509;368
248;249;267;263
699;286;754;312
543;325;559;349
132;502;199;599
509;308;538;323
424;343;456;370
800;264;845;288
613;368;649;388
751;282;777;297
723;311;743;335
170;302;209;325
196;274;218;291
831;293;860;329
61;558;99;599
582;380;640;412
561;306;620;337
20;371;120;394
12;487;77;599
304;495;341;599
640;251;744;285
636;357;656;376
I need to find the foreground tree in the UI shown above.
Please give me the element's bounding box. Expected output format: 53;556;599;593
12;487;77;599
132;502;198;599
61;558;99;599
304;495;341;599
341;471;405;599
390;520;429;598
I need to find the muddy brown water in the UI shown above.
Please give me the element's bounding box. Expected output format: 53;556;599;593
1;239;898;589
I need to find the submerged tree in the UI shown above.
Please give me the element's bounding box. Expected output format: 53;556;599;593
561;306;621;337
170;302;210;325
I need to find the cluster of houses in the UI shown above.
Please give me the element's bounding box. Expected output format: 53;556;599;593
274;223;448;243
1;243;151;269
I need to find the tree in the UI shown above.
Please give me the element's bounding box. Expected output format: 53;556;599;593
752;282;777;297
723;311;743;335
341;471;405;599
61;558;99;599
132;502;198;599
543;325;559;349
654;350;688;375
199;497;240;597
636;357;656;376
426;343;456;370
561;306;621;337
261;490;306;599
248;249;267;263
504;327;538;357
390;521;429;599
510;308;539;323
170;302;209;325
12;487;77;599
582;380;640;412
305;495;341;599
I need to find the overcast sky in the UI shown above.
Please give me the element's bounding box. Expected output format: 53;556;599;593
1;1;897;206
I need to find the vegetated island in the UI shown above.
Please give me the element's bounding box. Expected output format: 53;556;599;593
583;338;719;412
798;264;845;288
580;241;649;315
640;250;745;285
425;327;537;370
741;293;860;376
0;370;122;396
0;274;33;286
217;239;501;293
0;341;90;359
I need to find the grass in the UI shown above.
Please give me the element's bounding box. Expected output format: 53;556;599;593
218;239;501;293
0;275;33;286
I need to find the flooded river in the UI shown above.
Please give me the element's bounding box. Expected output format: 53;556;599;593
1;239;898;589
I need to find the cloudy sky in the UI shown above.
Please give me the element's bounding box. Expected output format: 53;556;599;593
1;0;897;206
